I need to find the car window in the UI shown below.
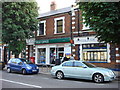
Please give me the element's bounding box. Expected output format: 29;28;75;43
20;58;33;64
8;59;13;63
62;62;73;67
16;59;22;64
10;59;17;64
74;62;85;67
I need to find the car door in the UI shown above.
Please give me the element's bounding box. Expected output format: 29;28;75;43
62;61;74;77
15;59;23;72
10;59;17;71
73;61;91;79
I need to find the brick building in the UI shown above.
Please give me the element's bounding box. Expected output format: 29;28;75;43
35;2;120;70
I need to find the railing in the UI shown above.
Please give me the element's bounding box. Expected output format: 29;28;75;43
37;64;55;73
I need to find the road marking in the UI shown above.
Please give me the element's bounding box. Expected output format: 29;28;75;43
0;79;42;88
17;75;34;77
95;84;106;85
42;77;50;80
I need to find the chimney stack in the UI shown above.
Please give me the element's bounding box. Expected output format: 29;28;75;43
50;1;56;11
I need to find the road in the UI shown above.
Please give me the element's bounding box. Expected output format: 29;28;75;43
0;70;119;88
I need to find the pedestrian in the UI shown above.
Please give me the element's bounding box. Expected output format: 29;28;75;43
69;55;75;60
62;54;69;63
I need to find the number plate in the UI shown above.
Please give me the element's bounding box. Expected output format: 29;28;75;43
32;70;37;72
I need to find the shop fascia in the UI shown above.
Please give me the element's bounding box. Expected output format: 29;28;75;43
35;37;71;45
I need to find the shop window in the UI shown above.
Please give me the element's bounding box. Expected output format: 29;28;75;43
82;43;107;62
38;48;46;64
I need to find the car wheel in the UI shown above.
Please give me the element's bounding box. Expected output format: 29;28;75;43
7;68;11;73
22;69;27;75
56;71;64;79
93;73;104;83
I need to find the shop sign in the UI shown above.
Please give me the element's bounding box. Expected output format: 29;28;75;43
26;38;35;45
35;40;49;44
74;36;99;44
35;38;70;44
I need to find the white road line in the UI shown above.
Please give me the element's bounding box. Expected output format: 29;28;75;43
0;79;42;88
42;77;50;80
17;75;34;77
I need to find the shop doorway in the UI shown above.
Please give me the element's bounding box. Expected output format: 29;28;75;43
50;47;64;64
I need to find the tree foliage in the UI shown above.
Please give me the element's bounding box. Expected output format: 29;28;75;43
77;2;120;44
2;2;38;57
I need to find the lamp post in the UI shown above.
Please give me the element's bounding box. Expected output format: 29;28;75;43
69;5;75;56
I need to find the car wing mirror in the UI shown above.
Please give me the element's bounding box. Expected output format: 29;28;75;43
18;62;23;65
83;66;87;68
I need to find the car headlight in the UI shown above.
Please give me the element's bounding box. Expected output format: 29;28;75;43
104;71;115;77
36;66;39;69
27;66;32;69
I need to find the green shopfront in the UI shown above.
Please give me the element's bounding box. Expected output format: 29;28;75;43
35;38;71;65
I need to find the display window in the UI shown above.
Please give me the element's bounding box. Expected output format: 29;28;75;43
82;43;107;62
38;48;46;64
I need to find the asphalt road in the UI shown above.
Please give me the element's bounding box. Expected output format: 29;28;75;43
0;70;119;88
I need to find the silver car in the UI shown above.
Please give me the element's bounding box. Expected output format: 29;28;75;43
51;60;116;83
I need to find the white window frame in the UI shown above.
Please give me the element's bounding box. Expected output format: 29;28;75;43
54;17;65;34
82;17;90;30
37;20;46;36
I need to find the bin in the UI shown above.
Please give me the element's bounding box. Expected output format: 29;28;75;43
30;57;35;63
55;58;61;65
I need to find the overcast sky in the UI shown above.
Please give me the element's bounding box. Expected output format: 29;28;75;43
36;0;75;14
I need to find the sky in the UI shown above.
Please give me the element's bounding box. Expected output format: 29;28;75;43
35;0;76;14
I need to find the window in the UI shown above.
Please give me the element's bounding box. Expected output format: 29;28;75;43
82;43;107;62
54;17;65;34
74;62;84;67
38;21;46;36
38;48;46;64
11;59;17;64
62;62;73;67
16;59;22;64
82;17;90;30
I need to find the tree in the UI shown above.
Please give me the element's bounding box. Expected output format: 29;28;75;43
77;2;120;55
2;1;38;57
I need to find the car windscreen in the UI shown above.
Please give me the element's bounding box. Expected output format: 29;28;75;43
20;59;33;64
83;62;96;68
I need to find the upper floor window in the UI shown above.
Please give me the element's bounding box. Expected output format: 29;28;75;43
54;17;65;34
38;20;46;36
82;17;90;30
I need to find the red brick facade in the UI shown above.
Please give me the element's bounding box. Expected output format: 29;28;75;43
35;7;120;70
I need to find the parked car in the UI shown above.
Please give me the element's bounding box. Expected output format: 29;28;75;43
7;58;39;74
0;61;5;70
51;60;116;83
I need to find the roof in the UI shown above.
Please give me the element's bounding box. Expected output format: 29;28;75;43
37;7;71;19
